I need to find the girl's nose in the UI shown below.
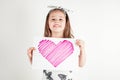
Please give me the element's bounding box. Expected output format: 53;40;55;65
54;19;59;22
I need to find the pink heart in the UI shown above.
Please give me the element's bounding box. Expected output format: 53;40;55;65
38;39;74;67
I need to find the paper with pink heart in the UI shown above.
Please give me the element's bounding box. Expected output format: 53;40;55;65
32;37;79;70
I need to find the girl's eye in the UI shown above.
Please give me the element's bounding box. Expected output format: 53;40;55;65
52;19;55;21
59;19;63;21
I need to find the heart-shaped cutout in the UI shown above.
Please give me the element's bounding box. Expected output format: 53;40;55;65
38;39;74;67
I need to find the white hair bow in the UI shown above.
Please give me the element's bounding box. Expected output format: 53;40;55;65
47;5;73;13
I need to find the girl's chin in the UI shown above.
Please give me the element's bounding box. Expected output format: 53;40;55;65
52;28;60;31
52;30;63;33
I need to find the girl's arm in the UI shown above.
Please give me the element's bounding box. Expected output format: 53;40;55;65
76;40;86;67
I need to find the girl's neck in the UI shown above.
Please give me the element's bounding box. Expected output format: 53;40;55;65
51;32;63;38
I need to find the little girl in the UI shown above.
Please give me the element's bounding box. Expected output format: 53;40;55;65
27;7;86;80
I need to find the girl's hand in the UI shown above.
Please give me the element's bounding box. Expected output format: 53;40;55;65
76;39;85;49
27;47;36;64
76;39;86;67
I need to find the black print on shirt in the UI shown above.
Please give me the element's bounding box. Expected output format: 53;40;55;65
58;74;67;80
43;70;53;80
43;70;73;80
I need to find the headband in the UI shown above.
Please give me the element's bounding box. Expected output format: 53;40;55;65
48;5;73;13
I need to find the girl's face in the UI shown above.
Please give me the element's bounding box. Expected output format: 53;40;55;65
48;10;66;33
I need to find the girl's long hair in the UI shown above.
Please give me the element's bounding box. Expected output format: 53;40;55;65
44;8;74;38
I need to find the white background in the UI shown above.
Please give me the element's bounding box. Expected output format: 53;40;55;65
0;0;120;80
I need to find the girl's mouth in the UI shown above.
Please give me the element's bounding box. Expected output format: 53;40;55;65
53;24;60;27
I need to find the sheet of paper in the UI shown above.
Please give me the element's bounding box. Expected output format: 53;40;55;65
32;37;80;70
